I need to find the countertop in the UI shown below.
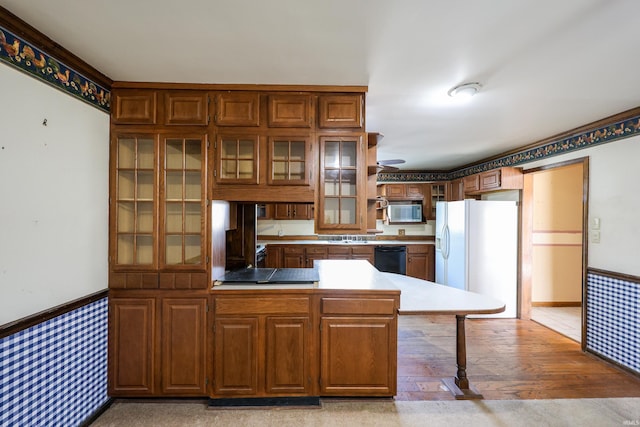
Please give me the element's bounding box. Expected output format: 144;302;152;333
212;260;505;317
212;260;399;291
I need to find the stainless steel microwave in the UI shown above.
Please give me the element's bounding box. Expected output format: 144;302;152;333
387;204;422;222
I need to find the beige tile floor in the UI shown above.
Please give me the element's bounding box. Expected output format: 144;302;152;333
530;306;582;343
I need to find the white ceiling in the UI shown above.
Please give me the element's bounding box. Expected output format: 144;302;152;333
3;0;640;170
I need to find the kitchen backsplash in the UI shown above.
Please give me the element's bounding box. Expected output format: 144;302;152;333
257;219;435;237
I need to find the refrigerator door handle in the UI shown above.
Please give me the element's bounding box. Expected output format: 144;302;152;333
442;224;450;260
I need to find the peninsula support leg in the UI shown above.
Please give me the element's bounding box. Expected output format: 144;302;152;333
441;314;484;399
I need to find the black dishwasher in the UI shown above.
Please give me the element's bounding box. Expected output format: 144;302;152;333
374;246;407;275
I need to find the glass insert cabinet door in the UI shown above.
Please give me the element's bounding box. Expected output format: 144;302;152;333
215;134;259;184
317;135;364;232
267;136;311;185
113;135;157;268
162;136;206;267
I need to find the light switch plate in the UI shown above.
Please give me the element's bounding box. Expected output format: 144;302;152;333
591;231;600;243
592;217;601;230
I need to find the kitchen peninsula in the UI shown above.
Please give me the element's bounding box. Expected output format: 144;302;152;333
210;260;401;402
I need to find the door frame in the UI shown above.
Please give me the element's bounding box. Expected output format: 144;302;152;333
520;157;589;348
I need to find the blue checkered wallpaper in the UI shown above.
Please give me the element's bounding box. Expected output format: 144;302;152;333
586;273;639;374
0;297;108;427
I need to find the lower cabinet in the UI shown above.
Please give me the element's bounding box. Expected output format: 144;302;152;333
406;244;435;282
212;294;314;398
109;293;207;396
320;296;398;396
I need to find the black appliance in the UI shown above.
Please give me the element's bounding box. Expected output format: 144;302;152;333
374;246;407;275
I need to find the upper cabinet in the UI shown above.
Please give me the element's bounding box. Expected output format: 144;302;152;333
110;130;209;289
318;94;364;129
267;136;312;186
316;134;366;233
214;92;260;126
113;90;158;125
112;134;158;271
463;167;523;195
164;92;209;126
214;133;260;184
268;94;312;128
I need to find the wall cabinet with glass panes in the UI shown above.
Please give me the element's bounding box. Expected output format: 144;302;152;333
316;134;366;233
110;132;208;289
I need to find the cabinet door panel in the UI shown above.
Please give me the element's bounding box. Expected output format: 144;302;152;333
320;317;396;396
268;94;311;127
165;92;208;125
215;93;260;126
161;298;206;395
213;318;259;395
265;317;311;394
318;95;363;129
113;90;157;124
109;298;156;395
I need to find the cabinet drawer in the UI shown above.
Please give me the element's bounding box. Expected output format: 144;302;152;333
327;246;350;255
306;246;328;255
215;297;310;315
351;246;374;255
407;244;429;254
283;246;304;255
321;298;397;315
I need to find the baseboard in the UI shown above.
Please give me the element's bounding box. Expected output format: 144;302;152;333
79;398;114;427
531;301;581;307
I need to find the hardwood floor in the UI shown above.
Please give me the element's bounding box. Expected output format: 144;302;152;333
396;315;640;401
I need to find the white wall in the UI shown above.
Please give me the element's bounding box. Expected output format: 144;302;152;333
0;64;110;325
522;135;640;277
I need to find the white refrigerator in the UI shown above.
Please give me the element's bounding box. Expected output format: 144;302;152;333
435;200;518;318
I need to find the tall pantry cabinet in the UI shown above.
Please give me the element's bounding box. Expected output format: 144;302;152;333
109;89;210;396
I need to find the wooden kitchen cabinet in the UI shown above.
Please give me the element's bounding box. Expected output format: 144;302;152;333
213;317;259;395
448;179;464;201
425;183;446;220
109;294;207;397
161;297;207;394
265;245;283;268
406;244;435;282
214;92;260;126
316;134;366;234
380;184;424;200
283;246;305;268
267;136;312;186
305;246;327;267
112;90;157;125
214;133;260;184
463;167;523;195
319;295;398;396
318;94;363;129
164;91;208;125
273;203;313;220
268;94;312;128
212;295;313;398
109;297;156;395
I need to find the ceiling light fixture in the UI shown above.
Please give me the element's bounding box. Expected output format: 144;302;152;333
448;82;482;98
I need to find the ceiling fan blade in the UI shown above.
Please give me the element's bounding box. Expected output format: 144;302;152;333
377;159;406;166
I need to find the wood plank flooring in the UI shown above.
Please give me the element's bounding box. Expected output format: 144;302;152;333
396;315;640;401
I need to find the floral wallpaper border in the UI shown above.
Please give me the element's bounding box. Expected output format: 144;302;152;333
378;114;640;182
0;25;110;113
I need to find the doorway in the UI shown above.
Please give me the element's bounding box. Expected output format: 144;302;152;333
520;158;588;345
